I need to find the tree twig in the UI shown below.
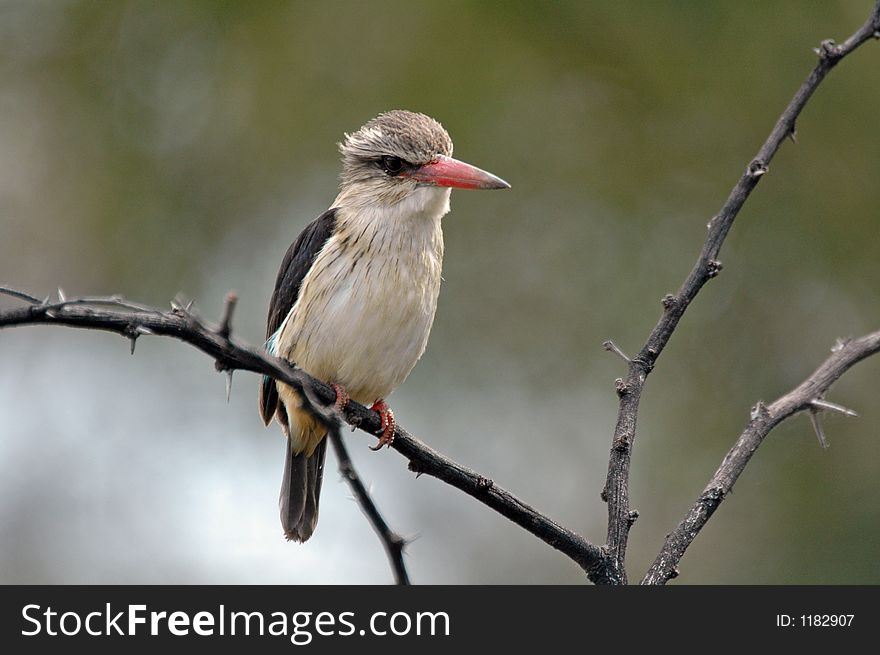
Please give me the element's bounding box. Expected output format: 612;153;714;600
0;289;612;583
295;375;412;585
0;286;42;304
327;427;411;585
641;330;880;585
602;0;880;584
217;291;238;341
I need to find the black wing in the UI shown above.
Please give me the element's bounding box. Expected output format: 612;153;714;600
259;208;338;425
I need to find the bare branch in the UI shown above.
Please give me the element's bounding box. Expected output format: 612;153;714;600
642;330;880;585
0;290;612;583
297;377;411;584
601;0;880;584
327;427;411;585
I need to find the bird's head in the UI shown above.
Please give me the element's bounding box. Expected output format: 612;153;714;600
337;110;509;213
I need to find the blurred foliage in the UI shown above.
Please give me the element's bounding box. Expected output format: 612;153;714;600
1;0;878;584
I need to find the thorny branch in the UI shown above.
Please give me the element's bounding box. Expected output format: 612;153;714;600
601;0;880;584
297;377;411;585
327;427;411;585
0;287;612;584
641;331;880;585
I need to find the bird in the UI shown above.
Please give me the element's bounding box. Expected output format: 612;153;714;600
259;110;509;542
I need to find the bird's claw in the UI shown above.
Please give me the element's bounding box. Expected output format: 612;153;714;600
330;383;350;413
368;400;395;450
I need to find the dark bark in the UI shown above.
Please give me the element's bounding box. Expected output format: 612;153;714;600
641;331;880;585
0;289;611;583
601;1;880;584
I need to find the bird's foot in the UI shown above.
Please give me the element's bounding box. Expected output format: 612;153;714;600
330;383;350;413
368;400;395;450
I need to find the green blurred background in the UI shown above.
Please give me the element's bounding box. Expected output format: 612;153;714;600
1;0;878;584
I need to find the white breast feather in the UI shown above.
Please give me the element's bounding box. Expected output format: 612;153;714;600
277;186;450;408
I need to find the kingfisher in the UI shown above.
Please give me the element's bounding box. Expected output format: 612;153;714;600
259;110;510;542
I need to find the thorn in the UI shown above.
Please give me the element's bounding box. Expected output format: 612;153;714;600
603;340;631;363
393;534;409;552
811;398;858;418
42;295;51;305
172;294;194;314
57;287;67;302
813;39;838;60
809;410;829;449
476;476;494;491
389;533;408;551
44;310;57;319
747;159;768;178
706;260;723;278
750;401;767;421
705;486;725;502
226;370;233;403
129;335;137;355
831;337;852;353
788;123;797;144
136;326;153;336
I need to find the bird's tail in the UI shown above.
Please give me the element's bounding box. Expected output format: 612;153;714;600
280;418;327;543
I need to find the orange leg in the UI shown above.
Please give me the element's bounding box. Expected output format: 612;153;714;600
368;399;396;450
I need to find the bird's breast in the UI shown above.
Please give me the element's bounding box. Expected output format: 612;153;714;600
279;216;444;404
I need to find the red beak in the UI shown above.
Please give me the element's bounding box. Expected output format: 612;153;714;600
405;155;510;190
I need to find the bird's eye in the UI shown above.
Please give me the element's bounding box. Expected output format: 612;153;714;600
381;156;404;176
